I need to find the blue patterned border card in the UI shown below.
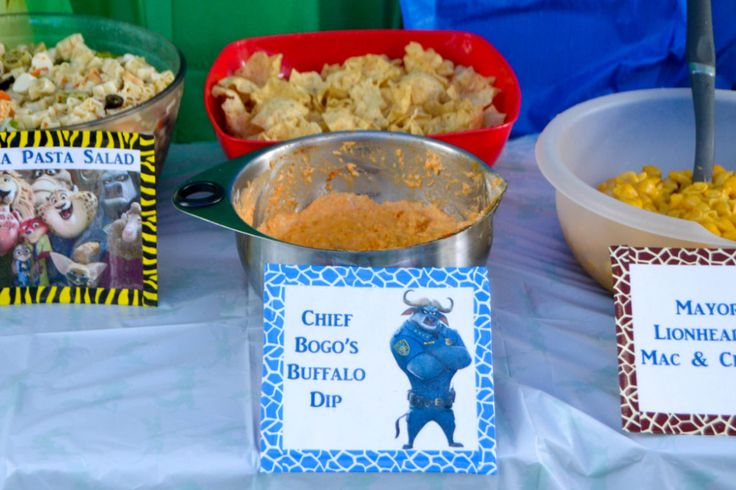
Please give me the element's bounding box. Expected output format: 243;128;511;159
260;264;496;474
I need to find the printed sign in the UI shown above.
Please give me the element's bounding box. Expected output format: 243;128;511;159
0;131;157;306
260;264;496;474
611;246;736;435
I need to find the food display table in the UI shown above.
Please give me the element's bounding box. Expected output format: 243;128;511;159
2;136;735;489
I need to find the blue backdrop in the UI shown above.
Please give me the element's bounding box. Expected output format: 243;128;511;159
401;0;736;136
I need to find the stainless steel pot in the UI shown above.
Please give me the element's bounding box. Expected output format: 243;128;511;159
173;131;507;293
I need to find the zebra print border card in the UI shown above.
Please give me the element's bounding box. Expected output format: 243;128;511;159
0;130;157;306
260;264;497;474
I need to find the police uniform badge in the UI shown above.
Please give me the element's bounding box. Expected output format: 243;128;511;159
394;339;410;356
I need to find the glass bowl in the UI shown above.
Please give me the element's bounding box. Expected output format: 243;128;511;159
0;13;186;171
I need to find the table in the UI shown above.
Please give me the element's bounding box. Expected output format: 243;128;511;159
1;136;734;489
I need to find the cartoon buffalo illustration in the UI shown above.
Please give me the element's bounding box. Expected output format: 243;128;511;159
391;289;471;449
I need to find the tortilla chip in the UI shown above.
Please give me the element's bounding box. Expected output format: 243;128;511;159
215;42;504;140
234;52;282;86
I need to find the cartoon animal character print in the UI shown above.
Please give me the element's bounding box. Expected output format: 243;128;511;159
100;170;140;219
72;241;100;264
108;202;142;258
30;169;76;208
0;206;20;256
11;243;34;287
19;217;52;287
0;170;35;220
49;252;106;288
39;189;98;239
391;290;471;450
104;202;143;288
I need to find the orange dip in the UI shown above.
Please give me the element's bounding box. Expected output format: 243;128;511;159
257;192;470;251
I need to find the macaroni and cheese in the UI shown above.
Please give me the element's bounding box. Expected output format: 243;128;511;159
598;165;736;240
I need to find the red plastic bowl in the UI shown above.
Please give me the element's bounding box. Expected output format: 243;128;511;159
204;29;521;165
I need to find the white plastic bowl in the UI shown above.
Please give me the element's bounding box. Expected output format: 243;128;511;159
536;88;736;290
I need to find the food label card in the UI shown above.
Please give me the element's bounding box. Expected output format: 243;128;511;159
611;246;736;435
0;130;157;306
260;264;496;474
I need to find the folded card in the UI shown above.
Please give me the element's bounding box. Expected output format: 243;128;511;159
260;264;497;474
0;130;157;306
611;245;736;435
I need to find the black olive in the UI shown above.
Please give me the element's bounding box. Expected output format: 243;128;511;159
104;94;124;110
0;75;15;91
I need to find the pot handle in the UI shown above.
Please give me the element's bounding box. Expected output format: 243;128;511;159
172;148;273;237
173;181;225;209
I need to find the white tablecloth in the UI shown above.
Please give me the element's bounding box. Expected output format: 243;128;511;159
1;136;734;489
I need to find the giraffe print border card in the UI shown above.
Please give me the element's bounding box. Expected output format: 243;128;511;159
260;264;496;474
611;245;736;435
0;130;157;306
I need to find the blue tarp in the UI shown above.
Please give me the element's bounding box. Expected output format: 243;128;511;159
401;0;736;136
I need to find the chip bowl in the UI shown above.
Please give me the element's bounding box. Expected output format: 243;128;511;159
536;88;736;291
0;13;185;171
173;131;507;293
204;29;520;166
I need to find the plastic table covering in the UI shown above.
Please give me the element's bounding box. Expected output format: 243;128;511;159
1;136;735;490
